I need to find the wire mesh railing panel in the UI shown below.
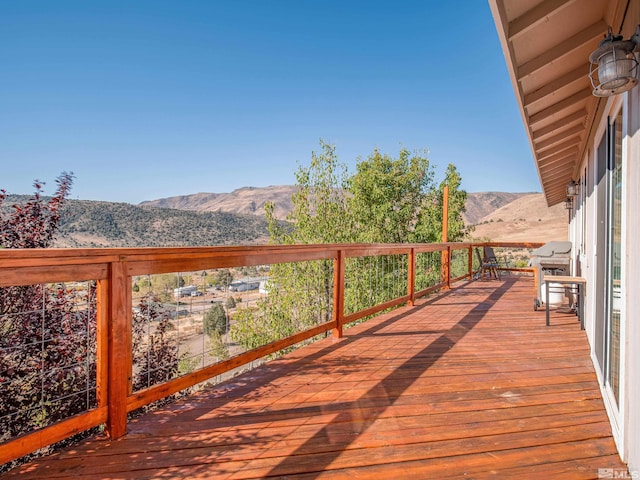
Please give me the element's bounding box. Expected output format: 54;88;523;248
131;260;334;392
131;269;227;393
229;260;334;355
489;246;533;271
415;251;443;292
0;282;97;444
450;248;469;279
343;254;408;317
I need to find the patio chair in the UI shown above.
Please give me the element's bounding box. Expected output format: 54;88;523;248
484;246;510;272
475;247;501;280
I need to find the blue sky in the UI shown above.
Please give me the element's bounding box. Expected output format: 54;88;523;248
0;1;540;204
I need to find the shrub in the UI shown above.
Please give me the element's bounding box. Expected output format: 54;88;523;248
204;303;227;336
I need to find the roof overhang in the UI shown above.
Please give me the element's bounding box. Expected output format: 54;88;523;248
489;0;630;206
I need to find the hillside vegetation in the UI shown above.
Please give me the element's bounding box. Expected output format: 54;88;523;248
140;186;297;220
2;196;273;248
143;188;568;243
3;187;567;248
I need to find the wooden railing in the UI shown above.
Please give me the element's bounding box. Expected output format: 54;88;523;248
0;241;541;466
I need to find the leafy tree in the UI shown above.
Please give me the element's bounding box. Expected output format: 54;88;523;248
0;173;97;443
232;142;348;351
0;173;73;248
349;148;434;243
233;142;469;352
213;269;233;289
225;296;236;309
203;303;227;336
266;140;355;244
0;173;185;453
208;330;229;362
416;163;469;242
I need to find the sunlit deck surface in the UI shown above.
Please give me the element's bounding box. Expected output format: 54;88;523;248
7;277;626;479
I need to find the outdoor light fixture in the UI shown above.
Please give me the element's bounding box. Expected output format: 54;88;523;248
566;180;580;197
565;197;573;211
589;25;640;97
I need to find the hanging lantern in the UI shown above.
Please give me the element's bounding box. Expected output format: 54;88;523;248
566;180;580;197
589;26;640;97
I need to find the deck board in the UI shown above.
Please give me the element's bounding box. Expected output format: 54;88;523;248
5;277;627;478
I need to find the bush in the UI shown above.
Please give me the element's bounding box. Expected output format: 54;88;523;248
204;303;227;336
0;174;99;442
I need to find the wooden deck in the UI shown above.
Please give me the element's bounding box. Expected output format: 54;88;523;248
5;277;626;479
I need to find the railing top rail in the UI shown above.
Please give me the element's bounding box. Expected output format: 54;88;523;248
0;241;547;273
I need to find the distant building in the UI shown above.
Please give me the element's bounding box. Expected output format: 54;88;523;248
228;277;267;292
173;285;198;299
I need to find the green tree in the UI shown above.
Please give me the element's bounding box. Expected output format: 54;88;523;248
416;163;470;243
213;269;233;289
349;148;434;243
225;296;236;309
208;330;229;361
203;303;227;336
266;140;355;244
232;142;347;351
233;142;468;351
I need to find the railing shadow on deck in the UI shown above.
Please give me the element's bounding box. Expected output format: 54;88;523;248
263;278;517;479
10;279;519;479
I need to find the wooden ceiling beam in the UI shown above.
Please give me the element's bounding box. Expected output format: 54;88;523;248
539;158;576;176
529;89;591;126
509;0;576;40
524;64;589;107
537;138;582;159
537;146;580;166
543;177;574;194
518;20;607;79
544;166;572;184
532;109;587;140
535;124;584;150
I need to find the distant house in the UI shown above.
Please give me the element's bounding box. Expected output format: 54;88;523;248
173;285;198;299
228;278;264;292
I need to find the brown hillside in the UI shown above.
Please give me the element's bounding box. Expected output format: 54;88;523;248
469;193;567;243
140;186;297;220
463;192;531;225
140;187;567;244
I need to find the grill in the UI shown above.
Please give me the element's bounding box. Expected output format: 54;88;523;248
529;241;572;310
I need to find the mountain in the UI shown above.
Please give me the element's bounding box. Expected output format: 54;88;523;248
1;196;273;248
141;188;566;242
462;192;533;225
3;187;565;248
141;189;532;224
140;186;297;220
469;193;567;243
57;200;275;248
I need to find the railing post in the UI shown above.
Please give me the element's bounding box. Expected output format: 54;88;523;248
332;249;345;339
95;279;110;413
468;245;473;280
408;248;416;306
106;260;132;439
